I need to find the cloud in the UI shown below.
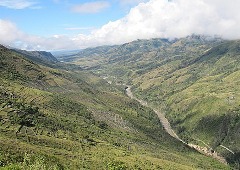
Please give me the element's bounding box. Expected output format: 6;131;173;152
0;19;23;44
0;0;38;9
71;1;110;13
0;19;76;50
2;0;240;50
82;0;240;46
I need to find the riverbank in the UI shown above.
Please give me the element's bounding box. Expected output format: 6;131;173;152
125;85;227;165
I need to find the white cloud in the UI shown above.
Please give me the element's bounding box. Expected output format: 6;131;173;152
0;19;77;50
0;19;23;44
2;0;240;50
87;0;240;45
71;1;110;13
0;0;38;9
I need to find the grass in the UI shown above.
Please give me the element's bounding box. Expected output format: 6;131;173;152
64;36;240;168
0;42;230;169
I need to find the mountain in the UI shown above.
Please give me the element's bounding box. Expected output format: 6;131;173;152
60;39;172;68
0;44;228;169
64;35;240;168
12;48;58;66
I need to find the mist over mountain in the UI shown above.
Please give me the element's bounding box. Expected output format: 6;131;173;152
1;0;240;169
1;0;240;50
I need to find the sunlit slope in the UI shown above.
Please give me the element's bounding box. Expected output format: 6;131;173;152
0;45;228;169
65;36;240;168
132;40;240;150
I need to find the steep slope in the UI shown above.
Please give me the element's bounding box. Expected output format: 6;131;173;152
65;35;240;168
0;45;228;169
130;40;240;152
12;48;58;66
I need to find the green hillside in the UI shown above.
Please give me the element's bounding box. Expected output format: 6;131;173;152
0;45;228;169
131;40;240;161
66;35;240;168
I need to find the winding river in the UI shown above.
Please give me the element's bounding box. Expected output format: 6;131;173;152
125;85;228;165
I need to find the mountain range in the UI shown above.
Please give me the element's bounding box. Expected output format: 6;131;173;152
62;35;240;169
0;34;239;169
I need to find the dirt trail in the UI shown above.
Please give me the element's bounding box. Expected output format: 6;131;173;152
126;86;228;165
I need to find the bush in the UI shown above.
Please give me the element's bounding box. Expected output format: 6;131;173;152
107;161;127;170
22;154;63;170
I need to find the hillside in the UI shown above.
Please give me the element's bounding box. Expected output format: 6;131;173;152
12;48;58;66
65;35;240;168
0;45;229;169
60;38;172;69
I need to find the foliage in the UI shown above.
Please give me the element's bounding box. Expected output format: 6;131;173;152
67;35;240;168
0;41;230;169
106;161;127;170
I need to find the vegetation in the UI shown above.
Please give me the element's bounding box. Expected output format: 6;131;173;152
0;44;229;169
66;35;240;168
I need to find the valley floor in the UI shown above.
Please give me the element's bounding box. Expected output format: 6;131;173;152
125;85;228;165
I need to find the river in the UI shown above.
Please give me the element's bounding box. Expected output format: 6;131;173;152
125;85;227;165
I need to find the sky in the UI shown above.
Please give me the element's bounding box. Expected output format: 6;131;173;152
0;0;240;51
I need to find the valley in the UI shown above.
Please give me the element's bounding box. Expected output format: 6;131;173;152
126;85;227;164
62;35;240;169
0;43;230;169
0;35;239;169
1;0;240;169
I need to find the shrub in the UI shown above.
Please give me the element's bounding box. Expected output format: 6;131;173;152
107;161;127;170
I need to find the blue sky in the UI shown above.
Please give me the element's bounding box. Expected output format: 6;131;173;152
0;0;240;50
0;0;137;36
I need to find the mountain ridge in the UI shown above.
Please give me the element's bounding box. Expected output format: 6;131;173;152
12;48;58;66
0;43;229;169
62;35;240;168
